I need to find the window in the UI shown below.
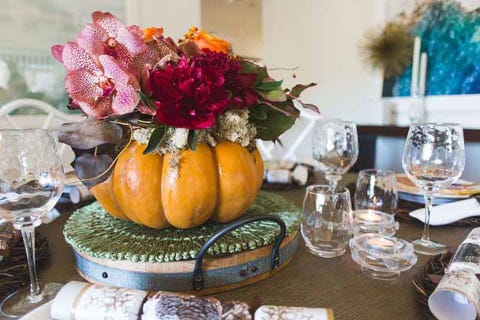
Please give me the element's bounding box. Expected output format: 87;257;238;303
0;0;126;113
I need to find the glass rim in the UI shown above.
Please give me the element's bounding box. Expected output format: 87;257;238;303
0;128;53;132
408;122;462;128
318;118;356;125
358;168;396;177
306;184;350;195
0;129;57;137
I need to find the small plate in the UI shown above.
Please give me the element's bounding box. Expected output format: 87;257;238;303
19;300;52;320
396;173;479;205
398;191;468;205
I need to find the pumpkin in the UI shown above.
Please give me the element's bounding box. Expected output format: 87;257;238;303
91;141;264;229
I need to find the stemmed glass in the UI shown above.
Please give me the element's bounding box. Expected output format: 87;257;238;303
0;129;65;317
402;123;465;255
312;119;359;188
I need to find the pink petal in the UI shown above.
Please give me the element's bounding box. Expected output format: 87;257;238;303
62;42;100;73
51;45;64;63
98;55;138;89
77;98;113;119
65;70;103;103
115;26;146;56
127;25;143;38
111;82;139;115
137;102;156;115
92;11;122;37
77;23;108;56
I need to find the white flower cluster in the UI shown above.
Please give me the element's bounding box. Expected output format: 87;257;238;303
211;109;257;148
132;109;256;154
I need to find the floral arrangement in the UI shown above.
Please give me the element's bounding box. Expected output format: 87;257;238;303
53;12;317;186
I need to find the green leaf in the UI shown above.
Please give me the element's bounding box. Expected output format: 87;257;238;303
240;60;260;74
187;130;198;151
240;60;268;84
249;104;268;120
260;99;300;118
143;126;167;154
289;82;317;98
254;80;283;91
298;100;321;114
250;107;297;141
257;88;287;102
137;91;156;111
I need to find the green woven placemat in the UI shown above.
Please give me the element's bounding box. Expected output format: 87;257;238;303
64;191;301;263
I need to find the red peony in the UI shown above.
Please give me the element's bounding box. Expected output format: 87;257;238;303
150;55;229;129
194;51;258;108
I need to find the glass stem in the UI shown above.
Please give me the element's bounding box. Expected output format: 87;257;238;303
326;173;341;190
20;225;43;303
422;194;434;242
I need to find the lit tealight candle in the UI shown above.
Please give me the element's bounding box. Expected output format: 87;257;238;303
367;237;395;248
357;210;382;223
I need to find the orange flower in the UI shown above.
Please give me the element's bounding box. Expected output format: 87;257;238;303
184;27;231;54
143;27;164;42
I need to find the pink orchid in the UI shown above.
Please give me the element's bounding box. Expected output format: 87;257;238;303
52;42;139;118
76;11;147;78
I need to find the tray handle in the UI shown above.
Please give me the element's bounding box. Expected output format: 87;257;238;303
192;214;287;291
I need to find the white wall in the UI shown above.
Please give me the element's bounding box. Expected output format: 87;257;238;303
201;0;262;59
262;0;386;125
125;0;387;125
126;0;201;41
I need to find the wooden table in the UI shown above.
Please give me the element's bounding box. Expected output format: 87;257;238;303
37;176;471;320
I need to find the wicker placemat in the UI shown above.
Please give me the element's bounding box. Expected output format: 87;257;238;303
395;200;480;227
64;191;301;263
412;253;453;319
0;233;50;301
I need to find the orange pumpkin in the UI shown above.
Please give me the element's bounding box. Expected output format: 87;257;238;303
91;141;264;229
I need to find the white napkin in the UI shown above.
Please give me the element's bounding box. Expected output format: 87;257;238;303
409;198;480;226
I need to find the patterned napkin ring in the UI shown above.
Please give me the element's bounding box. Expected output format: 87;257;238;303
51;281;148;320
254;305;334;320
429;270;480;320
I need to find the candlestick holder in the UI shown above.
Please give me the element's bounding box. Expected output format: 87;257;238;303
352;210;399;236
350;234;417;280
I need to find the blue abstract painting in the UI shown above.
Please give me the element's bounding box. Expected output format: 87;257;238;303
387;1;480;96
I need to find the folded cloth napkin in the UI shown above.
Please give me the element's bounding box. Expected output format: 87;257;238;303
409;198;480;226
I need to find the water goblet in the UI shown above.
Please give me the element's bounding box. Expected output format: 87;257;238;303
312;119;358;188
0;129;65;317
402;123;465;255
301;185;352;258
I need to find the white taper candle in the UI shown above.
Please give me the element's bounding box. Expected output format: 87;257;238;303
419;52;428;96
411;37;421;96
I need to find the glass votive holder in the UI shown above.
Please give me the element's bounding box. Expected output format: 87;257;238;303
350;233;417;280
352;209;399;236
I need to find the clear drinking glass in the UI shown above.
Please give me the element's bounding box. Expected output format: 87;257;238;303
312;119;359;188
301;185;352;258
354;169;398;214
0;129;65;317
402;123;465;255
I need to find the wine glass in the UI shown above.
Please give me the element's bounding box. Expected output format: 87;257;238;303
312;119;359;188
0;129;65;317
402;123;465;255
